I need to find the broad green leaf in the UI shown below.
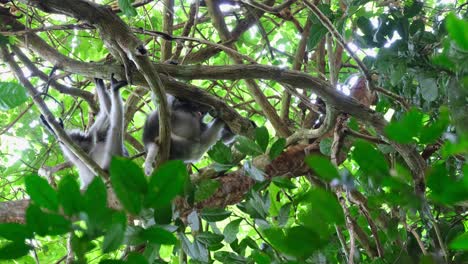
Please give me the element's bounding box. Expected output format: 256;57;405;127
446;13;468;50
305;155;340;181
255;126;269;153
103;212;127;253
385;108;423;143
200;208;231;222
83;177;113;235
307;25;327;51
298;189;345;231
269;138;286;160
249;252;271;264
419;77;438;102
153;204;172;225
145;160;188;209
208;141;233;164
0;223;32;241
450;232;468;250
352;140;389;180
244;160;265;181
0;82;28;111
140;226;177;245
0;241;31;260
196;232;224;246
84;177;107;213
25;174;59;211
110;157;147;214
319;138;332;156
427;163;468;205
262;226;321;258
404;0;423;18
126;253;149;264
272;177;296;189
278;203;291;227
235;136;263;156
195;179;220;203
26;205;48;236
420;107;450;144
214;251;247;263
26;205;71;236
180;233;209;262
58;175;83;215
223;219;242;244
118;0;137;17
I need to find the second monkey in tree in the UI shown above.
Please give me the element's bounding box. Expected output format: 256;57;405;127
143;95;235;176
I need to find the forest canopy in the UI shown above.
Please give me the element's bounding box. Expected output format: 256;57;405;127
0;0;467;263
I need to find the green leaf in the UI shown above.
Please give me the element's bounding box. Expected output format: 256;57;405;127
118;0;137;17
196;232;224;246
26;205;71;236
208;141;233;164
278;203;291;227
272;177;296;189
450;232;468;250
446;13;468;50
249;252;271;264
269;138;286;160
103;212;127;253
385;108;423;143
298;189;345;231
25;174;59;211
140;226;177;245
58;175;83;215
223;219;242;244
420;107;450;144
26;205;48;236
0;223;32;241
0;241;31;260
235;136;263;156
84;177;107;213
307;25;327;51
352;140;389;180
195;179;220;203
403;0;423;18
145;160;188;209
427;163;468;205
200;208;231;222
255;126;269;153
110;157;147;214
262;226;321;258
180;233;209;262
214;251;247;263
319;138;332;156
419;77;438;102
243;160;265;181
305;155;340;181
0;82;28;111
126;253;149;264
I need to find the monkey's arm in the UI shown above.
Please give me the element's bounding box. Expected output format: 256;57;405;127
199;119;225;151
94;78;112;115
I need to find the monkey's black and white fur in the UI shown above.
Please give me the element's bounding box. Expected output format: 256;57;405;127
41;74;127;188
143;96;234;175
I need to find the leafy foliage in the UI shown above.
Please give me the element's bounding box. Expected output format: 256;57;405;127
0;0;467;263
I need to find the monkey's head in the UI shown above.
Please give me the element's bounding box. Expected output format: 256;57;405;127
171;97;212;120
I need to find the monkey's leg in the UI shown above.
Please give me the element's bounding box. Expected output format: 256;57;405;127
102;74;127;169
